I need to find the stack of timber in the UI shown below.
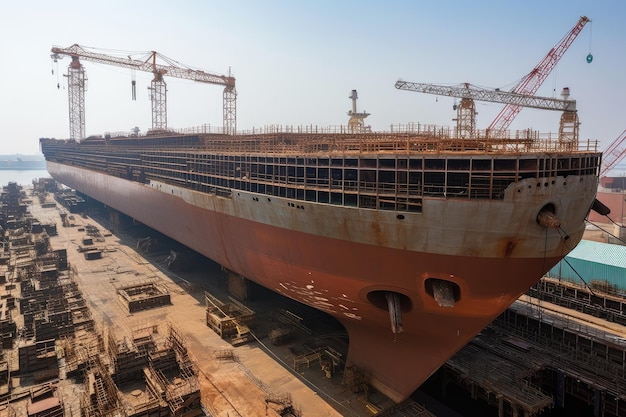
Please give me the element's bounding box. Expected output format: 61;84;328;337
54;190;85;214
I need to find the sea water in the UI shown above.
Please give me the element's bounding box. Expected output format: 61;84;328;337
0;169;50;187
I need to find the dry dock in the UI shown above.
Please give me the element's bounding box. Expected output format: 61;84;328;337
424;273;626;416
1;181;437;417
4;179;626;417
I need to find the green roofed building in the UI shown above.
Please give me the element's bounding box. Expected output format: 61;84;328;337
547;240;626;293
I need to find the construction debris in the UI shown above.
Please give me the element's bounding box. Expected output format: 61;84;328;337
205;292;255;345
265;392;301;417
2;180;436;417
269;327;296;345
343;365;370;395
117;281;171;313
0;182;203;417
213;349;237;362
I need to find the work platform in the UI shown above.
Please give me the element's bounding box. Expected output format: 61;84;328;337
431;282;626;417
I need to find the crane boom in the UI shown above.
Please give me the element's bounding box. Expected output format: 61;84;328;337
51;44;235;87
488;16;590;135
600;129;626;177
394;81;576;112
395;80;578;142
51;43;236;139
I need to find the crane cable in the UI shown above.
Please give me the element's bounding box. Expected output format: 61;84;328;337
538;220;599;305
557;223;597;296
552;19;594;97
550;213;626;298
131;69;137;101
586;20;594;63
586;216;625;245
51;58;60;89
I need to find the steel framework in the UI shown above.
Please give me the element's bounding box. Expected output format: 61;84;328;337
395;81;578;141
395;81;576;112
149;73;167;130
455;98;476;139
600;128;626;177
67;56;86;140
51;43;237;139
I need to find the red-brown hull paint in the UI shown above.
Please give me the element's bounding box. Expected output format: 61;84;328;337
48;161;573;402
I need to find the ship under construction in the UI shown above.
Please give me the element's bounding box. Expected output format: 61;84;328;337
40;31;605;402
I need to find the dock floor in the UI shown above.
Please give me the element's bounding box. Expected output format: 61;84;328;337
21;189;436;417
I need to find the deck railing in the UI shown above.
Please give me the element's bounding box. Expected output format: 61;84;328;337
46;123;600;156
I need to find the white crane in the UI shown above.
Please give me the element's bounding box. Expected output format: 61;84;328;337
51;44;236;140
395;80;578;142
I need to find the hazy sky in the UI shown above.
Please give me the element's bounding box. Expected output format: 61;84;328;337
1;1;624;163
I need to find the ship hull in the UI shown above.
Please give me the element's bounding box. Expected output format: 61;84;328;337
46;160;595;402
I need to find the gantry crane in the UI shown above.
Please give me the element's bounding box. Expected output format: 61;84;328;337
488;16;590;136
395;80;578;142
51;44;237;140
600;129;626;177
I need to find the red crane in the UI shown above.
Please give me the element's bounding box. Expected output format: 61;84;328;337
600;129;626;177
487;16;590;136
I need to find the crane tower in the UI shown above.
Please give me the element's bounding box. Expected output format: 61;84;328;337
66;56;86;140
51;44;237;140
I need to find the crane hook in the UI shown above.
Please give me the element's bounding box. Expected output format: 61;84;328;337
586;20;593;63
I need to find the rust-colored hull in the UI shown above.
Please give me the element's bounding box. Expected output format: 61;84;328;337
46;159;594;401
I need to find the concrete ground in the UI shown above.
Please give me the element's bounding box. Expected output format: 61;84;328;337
27;194;413;417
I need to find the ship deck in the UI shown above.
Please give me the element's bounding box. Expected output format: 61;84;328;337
41;126;602;215
50;123;601;155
